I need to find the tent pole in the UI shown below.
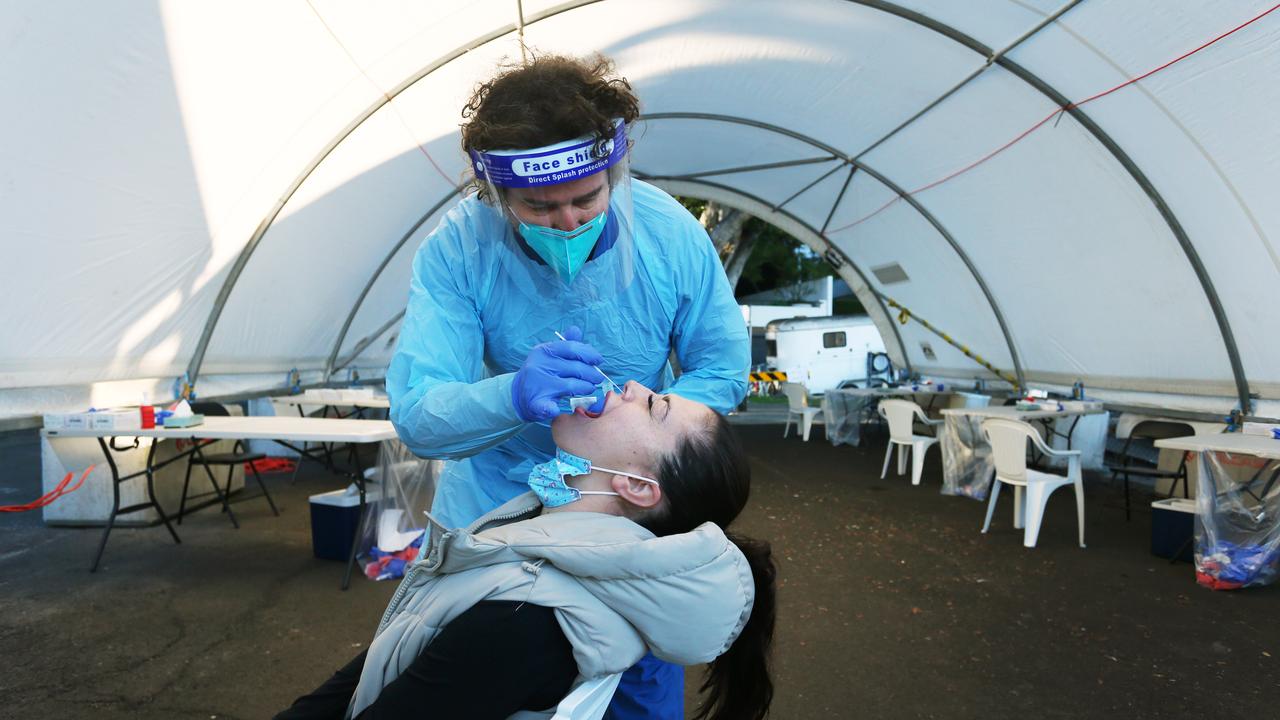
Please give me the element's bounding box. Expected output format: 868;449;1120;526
184;0;603;388
646;155;838;182
820;166;858;235
848;0;1253;413
641;112;1021;388
332;312;405;374
640;173;914;378
324;189;461;379
851;0;1082;161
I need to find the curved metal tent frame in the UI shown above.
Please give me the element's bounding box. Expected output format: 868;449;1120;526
183;0;607;388
640;111;1027;389
323;189;461;378
187;0;1250;413
338;173;921;379
640;174;914;376
847;0;1251;409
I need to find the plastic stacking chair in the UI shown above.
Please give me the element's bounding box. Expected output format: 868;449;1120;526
878;399;941;486
781;382;824;442
178;402;279;527
980;418;1085;548
1107;420;1194;521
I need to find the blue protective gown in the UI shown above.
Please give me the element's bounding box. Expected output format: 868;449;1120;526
386;179;748;720
387;179;749;529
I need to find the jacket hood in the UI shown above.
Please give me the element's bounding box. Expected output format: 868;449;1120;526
418;492;755;665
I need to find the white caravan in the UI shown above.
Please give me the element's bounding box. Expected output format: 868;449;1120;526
765;316;887;392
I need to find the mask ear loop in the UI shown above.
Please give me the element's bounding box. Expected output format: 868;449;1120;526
590;466;659;486
569;467;658;498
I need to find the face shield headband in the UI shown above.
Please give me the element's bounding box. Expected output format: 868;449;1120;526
469;119;628;192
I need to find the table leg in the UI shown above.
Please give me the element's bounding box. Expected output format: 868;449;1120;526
341;447;371;591
1065;416;1082;451
90;437;124;573
144;440;181;544
90;437;183;572
320;405;338;471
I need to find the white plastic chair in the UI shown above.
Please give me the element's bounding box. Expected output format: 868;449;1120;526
878;399;941;486
980;418;1085;549
781;382;824;442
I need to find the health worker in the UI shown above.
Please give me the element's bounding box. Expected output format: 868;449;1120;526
386;54;750;719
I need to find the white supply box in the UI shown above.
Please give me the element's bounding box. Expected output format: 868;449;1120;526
45;408;142;432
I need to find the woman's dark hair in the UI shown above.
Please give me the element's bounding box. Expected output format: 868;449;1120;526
640;413;776;720
460;53;641;201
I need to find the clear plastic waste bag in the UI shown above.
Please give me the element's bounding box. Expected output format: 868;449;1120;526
1195;451;1280;590
357;440;442;581
940;414;994;500
823;391;875;447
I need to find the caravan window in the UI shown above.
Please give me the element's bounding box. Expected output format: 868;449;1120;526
822;331;847;348
766;339;777;357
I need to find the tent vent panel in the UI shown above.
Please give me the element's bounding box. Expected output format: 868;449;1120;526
872;262;910;285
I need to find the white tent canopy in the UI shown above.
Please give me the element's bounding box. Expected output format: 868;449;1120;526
4;0;1279;425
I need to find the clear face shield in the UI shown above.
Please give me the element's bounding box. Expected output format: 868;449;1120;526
469;119;636;306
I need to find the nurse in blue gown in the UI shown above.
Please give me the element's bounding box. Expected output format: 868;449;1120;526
387;54;749;719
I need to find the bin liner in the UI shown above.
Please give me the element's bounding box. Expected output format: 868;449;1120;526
823;391;876;447
1195;451;1280;590
941;414;993;500
356;440;442;581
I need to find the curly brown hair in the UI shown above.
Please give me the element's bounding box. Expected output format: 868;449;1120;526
460;53;640;201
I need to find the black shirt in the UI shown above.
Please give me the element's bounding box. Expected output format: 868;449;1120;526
275;601;578;719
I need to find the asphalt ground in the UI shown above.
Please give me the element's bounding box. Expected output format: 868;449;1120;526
1;412;1278;719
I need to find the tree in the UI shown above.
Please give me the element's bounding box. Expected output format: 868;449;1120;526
678;196;833;299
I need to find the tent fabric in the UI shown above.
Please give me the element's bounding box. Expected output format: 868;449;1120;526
3;0;1279;422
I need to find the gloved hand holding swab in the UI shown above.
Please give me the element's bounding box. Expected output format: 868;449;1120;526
555;330;622;394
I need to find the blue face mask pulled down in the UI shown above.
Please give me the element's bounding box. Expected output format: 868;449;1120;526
518;210;607;284
528;448;658;508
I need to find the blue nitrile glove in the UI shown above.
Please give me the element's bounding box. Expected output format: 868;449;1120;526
584;381;608;416
512;326;605;423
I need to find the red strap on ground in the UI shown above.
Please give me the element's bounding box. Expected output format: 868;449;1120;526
246;458;298;474
0;465;95;513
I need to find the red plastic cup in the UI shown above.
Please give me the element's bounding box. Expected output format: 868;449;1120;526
140;405;155;429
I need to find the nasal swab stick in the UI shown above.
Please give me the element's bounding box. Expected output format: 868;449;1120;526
555;331;622;393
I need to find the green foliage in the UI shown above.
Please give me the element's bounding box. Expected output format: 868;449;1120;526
678;197;707;218
674;195;834;299
734;218;832;299
833;294;867;315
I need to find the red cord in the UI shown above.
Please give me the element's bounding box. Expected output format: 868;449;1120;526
0;465;96;513
826;3;1280;235
246;458;298;474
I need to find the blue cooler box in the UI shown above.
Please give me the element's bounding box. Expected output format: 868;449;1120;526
1151;497;1195;563
309;487;379;561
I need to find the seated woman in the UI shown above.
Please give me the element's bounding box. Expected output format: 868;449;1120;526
276;381;775;720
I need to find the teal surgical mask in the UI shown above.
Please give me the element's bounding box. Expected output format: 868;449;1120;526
518;210;608;284
528;448;658;508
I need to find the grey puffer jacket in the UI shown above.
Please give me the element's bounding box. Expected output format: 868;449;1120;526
347;491;755;718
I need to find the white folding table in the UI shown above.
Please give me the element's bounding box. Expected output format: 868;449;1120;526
1154;432;1280;577
1153;433;1280;498
271;394;392;469
44;416;398;589
821;387;953;447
